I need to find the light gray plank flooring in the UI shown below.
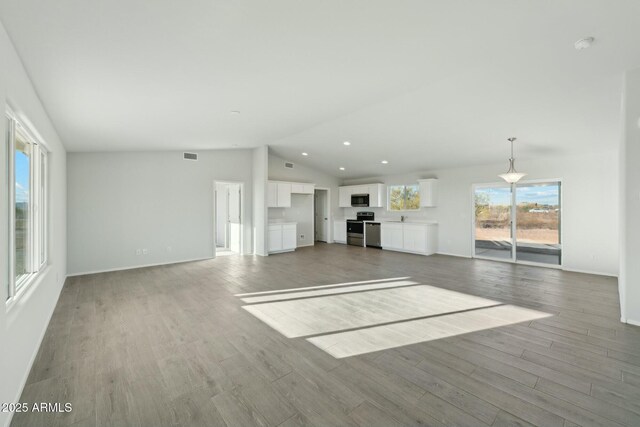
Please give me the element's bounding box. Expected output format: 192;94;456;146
11;243;640;427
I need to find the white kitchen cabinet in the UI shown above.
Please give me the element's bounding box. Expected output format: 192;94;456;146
333;220;347;243
268;225;283;252
268;182;292;207
417;179;438;207
291;183;315;194
338;187;352;208
403;224;427;252
351;185;368;195
267;182;278;208
381;222;437;255
282;224;297;249
270;181;314;207
268;223;297;253
277;183;292;207
368;184;385;208
381;223;404;250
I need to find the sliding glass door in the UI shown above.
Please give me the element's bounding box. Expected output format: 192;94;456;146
515;182;561;265
473;180;562;266
474;185;513;261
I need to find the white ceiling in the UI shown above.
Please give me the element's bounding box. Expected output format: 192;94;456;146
1;1;639;178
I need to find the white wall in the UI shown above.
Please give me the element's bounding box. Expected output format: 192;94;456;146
0;22;67;427
344;150;619;276
620;68;640;324
268;152;341;242
67;150;253;275
253;146;268;256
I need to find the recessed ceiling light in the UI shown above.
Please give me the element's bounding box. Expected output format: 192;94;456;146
343;141;351;146
574;37;594;50
302;152;308;156
381;160;389;164
339;167;345;170
230;110;240;115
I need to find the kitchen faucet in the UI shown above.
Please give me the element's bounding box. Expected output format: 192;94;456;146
400;215;407;222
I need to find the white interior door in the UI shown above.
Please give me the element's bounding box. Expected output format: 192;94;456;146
314;190;328;242
228;184;241;253
215;184;229;248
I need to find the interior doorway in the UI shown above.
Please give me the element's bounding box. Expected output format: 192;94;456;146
214;181;243;255
314;188;329;242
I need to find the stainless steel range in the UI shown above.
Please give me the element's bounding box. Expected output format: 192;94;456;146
347;211;374;246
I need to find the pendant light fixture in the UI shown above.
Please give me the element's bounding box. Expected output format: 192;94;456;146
498;137;526;183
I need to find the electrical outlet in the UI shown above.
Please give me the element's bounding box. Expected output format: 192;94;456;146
166;246;172;252
136;249;142;255
300;234;305;239
142;249;149;255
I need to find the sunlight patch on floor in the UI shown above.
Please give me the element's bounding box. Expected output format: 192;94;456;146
235;277;411;297
240;279;419;303
242;282;500;338
307;304;551;358
239;278;551;357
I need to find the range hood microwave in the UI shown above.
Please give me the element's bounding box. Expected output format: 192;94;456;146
351;193;370;207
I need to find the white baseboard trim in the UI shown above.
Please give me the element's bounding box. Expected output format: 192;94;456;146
297;243;315;248
67;256;214;277
436;252;472;258
625;318;640;327
561;267;618;278
7;273;68;427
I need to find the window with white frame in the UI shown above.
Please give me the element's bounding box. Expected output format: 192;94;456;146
6;109;48;300
388;184;420;211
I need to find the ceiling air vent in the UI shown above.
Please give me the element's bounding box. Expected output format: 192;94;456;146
183;152;198;161
284;162;294;169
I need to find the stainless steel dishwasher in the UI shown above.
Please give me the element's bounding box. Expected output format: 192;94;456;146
365;222;381;248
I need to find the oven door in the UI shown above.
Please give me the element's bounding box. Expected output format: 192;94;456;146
350;194;369;207
347;220;364;246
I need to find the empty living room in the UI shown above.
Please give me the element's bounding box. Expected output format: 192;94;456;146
1;1;640;426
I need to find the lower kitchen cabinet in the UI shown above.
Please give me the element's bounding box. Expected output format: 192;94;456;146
269;223;297;253
381;222;437;255
380;222;403;250
333;220;347;244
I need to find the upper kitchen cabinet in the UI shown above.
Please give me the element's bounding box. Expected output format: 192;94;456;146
338;186;352;207
368;184;385;208
338;183;385;208
417;179;438;207
268;181;292;207
268;180;315;207
291;183;315;194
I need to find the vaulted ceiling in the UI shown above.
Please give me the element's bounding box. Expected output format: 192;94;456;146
1;0;639;178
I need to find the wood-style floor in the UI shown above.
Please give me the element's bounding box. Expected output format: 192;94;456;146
12;243;640;427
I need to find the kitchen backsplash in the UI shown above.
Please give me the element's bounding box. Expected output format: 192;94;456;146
341;206;437;221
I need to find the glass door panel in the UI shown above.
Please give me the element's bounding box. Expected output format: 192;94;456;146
474;186;513;260
515;182;561;265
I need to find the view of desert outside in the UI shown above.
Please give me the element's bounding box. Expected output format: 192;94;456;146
475;183;560;246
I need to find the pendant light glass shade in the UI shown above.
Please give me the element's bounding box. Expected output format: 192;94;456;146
499;138;526;183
